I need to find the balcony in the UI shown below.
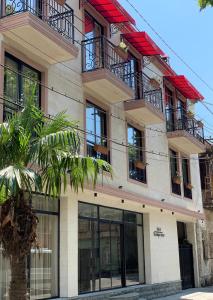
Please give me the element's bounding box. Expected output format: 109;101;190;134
81;36;135;103
124;73;164;125
166;108;206;154
0;0;78;64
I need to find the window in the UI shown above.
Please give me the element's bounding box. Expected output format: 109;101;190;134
128;124;146;183
0;194;59;299
170;149;181;195
170;149;192;199
182;158;192;199
4;53;41;119
86;101;109;161
78;202;145;293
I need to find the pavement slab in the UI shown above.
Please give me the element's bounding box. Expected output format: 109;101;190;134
150;287;213;300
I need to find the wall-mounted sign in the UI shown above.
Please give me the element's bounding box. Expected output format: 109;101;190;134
153;227;165;238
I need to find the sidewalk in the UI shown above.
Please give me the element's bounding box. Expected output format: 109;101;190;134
152;287;213;300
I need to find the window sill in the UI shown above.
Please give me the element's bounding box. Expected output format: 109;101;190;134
128;178;148;188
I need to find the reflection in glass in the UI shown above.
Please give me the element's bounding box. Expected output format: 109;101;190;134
30;215;58;299
78;219;99;292
78;203;145;293
0;210;59;299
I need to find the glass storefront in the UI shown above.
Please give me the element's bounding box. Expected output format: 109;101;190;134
78;202;145;294
0;194;59;299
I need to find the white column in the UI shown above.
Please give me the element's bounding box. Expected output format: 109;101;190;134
143;213;152;284
60;193;78;297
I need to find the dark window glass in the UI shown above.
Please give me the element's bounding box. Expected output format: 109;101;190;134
128;125;146;183
4;53;41;120
165;87;175;131
182;158;192;199
170;149;181;196
78;203;144;293
78;219;99;293
99;207;122;222
78;202;98;218
86;101;109;162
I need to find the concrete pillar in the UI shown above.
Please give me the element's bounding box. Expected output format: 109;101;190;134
143;213;152;284
60;194;78;297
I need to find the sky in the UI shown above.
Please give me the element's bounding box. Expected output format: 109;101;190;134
119;0;213;139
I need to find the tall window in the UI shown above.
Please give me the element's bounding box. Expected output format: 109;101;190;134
165;87;175;131
182;158;192;199
170;149;192;199
78;202;145;293
170;149;181;196
4;53;41;119
0;194;59;299
86;101;109;161
128;124;146;183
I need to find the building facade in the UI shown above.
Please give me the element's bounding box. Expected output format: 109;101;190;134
196;149;213;287
0;0;206;299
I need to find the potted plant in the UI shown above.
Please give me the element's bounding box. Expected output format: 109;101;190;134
94;144;108;155
186;183;193;190
187;111;194;119
115;41;129;60
172;172;181;185
150;78;160;89
134;160;146;170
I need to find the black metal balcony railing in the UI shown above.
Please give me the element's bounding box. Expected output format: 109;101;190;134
0;0;75;42
141;72;163;112
82;36;137;86
82;36;163;112
166;107;205;143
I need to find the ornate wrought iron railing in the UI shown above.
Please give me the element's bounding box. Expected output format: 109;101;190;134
0;0;75;42
81;36;137;90
166;107;205;143
140;72;163;112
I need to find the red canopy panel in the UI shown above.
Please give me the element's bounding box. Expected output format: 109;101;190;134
122;32;165;56
165;75;204;101
88;0;136;25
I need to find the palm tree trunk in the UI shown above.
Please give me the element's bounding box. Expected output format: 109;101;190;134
9;255;29;300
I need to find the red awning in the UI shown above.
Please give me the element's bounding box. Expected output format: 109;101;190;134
165;75;204;101
122;32;165;56
87;0;135;25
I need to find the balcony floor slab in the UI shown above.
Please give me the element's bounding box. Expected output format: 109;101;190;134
0;12;78;64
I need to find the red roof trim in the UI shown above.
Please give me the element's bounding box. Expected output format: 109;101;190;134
122;32;165;56
165;75;204;101
88;0;136;25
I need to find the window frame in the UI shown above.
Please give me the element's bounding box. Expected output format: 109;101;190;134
85;99;110;162
169;148;192;199
4;52;41;118
127;122;146;184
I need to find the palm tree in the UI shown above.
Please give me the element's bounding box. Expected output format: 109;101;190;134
0;100;112;300
199;0;213;9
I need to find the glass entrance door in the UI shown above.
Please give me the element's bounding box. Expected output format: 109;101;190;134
78;203;145;294
100;222;122;290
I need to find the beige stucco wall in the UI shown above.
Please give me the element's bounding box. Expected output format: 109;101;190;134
0;0;205;296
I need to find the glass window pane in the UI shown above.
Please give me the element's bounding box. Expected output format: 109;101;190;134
31;194;59;213
100;222;111;289
30;214;58;299
99;207;122;222
125;223;139;286
22;65;40;107
0;211;58;299
78;202;97;218
78;219;99;293
4;57;20;115
124;211;137;223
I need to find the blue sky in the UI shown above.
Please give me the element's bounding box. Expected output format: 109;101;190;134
119;0;213;138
